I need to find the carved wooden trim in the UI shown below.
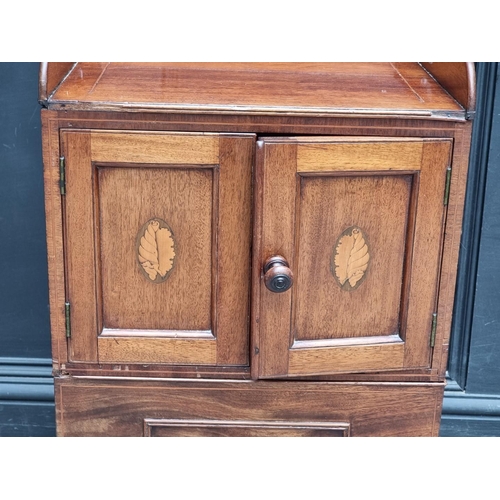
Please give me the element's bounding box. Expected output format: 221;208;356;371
136;218;176;283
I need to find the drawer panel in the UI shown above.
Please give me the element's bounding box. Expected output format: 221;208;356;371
144;419;350;437
55;378;444;437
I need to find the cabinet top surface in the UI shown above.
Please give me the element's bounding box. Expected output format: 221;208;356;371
47;62;465;119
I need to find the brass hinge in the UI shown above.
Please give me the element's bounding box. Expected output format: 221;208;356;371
444;166;452;206
59;156;66;195
65;302;71;338
430;312;438;347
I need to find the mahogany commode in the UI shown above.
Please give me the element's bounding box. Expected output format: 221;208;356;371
40;62;475;436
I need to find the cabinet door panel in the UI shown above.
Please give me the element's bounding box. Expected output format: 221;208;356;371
255;137;452;378
295;174;412;340
62;130;254;366
98;166;213;332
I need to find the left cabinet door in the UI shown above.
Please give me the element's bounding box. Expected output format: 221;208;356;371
61;130;254;366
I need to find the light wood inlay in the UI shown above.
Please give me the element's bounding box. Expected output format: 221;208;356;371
332;226;370;291
137;218;176;283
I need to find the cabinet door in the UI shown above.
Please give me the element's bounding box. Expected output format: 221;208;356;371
61;130;254;366
254;137;452;378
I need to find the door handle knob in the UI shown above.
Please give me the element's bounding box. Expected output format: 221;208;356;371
263;255;293;293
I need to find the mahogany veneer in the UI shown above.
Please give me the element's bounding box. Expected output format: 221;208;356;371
41;63;475;436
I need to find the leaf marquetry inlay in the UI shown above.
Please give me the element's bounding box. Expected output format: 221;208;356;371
137;218;176;283
331;226;370;291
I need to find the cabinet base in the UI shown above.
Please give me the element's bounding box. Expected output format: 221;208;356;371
55;377;444;436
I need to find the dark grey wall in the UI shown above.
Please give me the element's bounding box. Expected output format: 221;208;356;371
0;63;51;358
0;63;54;436
0;63;499;436
440;62;500;436
466;82;500;395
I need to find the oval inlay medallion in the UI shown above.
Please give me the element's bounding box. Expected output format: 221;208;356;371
331;226;370;291
136;218;176;283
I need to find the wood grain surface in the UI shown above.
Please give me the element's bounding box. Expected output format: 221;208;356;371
98;166;213;331
91;131;219;164
295;174;412;340
55;377;444;436
297;140;423;172
288;342;404;375
58;130;253;367
144;418;350;437
48;63;464;118
420;62;476;113
38;62;75;102
44;110;472;382
258;143;297;377
403;140;452;368
41;112;68;369
432;123;474;376
216;135;254;365
62;131;98;362
40;68;474;436
256;137;452;378
98;337;217;364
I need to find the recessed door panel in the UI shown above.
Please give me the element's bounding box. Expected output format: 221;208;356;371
62;130;254;366
98;166;213;332
255;137;452;378
296;174;412;340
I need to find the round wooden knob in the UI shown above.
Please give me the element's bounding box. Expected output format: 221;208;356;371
263;256;293;293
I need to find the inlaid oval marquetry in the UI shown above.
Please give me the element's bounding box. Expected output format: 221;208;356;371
136;218;176;283
331;226;370;291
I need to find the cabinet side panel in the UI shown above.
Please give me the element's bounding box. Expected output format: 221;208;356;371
433;124;474;375
216;136;254;365
41;112;67;367
404;140;452;368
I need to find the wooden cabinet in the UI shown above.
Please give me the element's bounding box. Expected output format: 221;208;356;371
254;137;452;378
61;130;253;366
40;62;475;436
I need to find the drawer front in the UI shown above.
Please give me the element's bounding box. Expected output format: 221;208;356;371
254;137;452;378
55;378;444;437
61;130;254;367
144;419;350;437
